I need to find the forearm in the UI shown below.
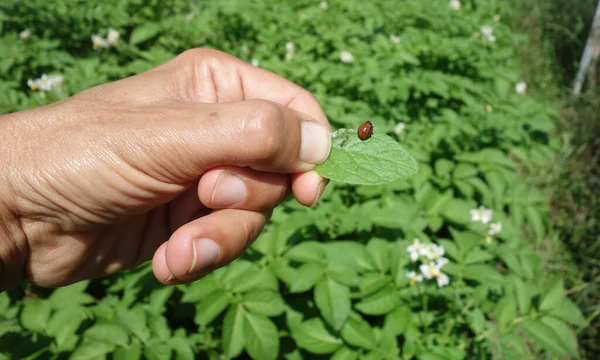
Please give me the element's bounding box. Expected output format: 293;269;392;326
0;111;29;290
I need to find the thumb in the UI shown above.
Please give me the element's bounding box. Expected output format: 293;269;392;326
118;99;331;185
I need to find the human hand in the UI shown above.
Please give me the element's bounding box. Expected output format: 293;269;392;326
0;49;331;289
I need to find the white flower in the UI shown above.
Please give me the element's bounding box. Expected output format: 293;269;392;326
493;14;501;22
480;25;493;38
106;28;120;44
92;34;109;49
285;41;295;54
340;50;354;63
393;122;405;134
389;34;401;45
436;273;450;287
480;25;496;42
515;81;527;94
27;74;63;92
470;206;493;224
419;263;441;279
449;0;461;11
407;271;424;284
436;257;449;268
418;244;434;260
186;13;195;21
488;222;502;236
19;29;32;40
250;58;260;67
319;1;329;9
430;245;445;261
407;239;423;262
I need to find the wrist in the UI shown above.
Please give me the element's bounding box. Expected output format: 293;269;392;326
0;112;29;289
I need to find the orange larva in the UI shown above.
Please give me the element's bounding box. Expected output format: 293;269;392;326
357;121;373;140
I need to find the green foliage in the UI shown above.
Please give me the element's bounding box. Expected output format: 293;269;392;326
0;0;587;358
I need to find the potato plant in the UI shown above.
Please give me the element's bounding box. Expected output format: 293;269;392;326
0;0;587;359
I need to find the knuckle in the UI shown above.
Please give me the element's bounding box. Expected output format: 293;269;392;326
240;100;285;160
177;48;224;63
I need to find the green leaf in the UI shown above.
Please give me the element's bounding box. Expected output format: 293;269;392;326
229;267;278;293
20;299;52;333
441;199;472;224
243;312;279;360
69;341;116;360
242;290;286;317
47;306;87;351
355;285;400;315
291;318;343;354
526;206;545;243
194;288;231;326
129;23;162;45
148;286;175;314
494;296;517;325
463;249;494;265
434;159;455;178
117;307;151;342
144;339;172;360
49;281;94;309
366;238;391;272
314;277;351;330
0;319;20;338
113;342;142;360
437;239;460;261
549;298;586;326
453;163;478;179
270;259;299;285
147;312;171;341
0;293;10;313
520;319;569;356
539;316;578;357
514;278;532;315
289;263;325;293
340;313;376;350
330;346;359;360
84;322;129;346
462;265;504;284
170;337;195;360
325;241;374;272
222;305;246;359
220;261;256;285
286;308;304;329
358;273;390;298
283;350;303;360
384;306;413;335
285;242;327;263
327;262;360;287
315;128;418;185
539;278;565;312
180;276;218;303
450;228;480;254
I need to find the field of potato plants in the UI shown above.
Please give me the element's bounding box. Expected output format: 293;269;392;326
0;0;590;359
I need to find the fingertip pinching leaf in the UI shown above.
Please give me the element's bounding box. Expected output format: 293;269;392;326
315;128;418;185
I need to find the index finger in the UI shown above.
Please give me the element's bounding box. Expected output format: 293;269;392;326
164;48;331;131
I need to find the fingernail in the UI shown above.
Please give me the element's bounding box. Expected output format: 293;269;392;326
189;238;221;274
211;171;247;206
300;121;331;165
310;178;328;207
165;274;174;283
